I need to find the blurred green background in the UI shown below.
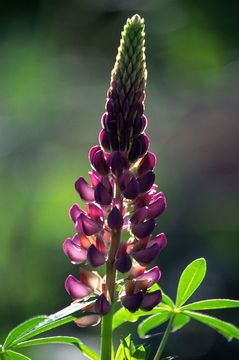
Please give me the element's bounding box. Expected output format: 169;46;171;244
0;1;238;359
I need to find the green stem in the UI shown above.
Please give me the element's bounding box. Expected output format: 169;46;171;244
101;303;114;360
100;228;121;360
153;315;175;360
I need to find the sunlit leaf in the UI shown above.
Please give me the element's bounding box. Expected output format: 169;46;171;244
3;316;47;349
5;298;96;348
176;258;206;307
183;310;239;341
11;336;100;360
180;299;239;311
121;335;131;360
131;345;146;360
4;350;31;360
113;306;170;330
115;343;124;360
138;312;171;339
172;314;190;332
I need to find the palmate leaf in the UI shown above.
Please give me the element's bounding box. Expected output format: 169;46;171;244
182;310;239;341
11;336;100;360
138;312;171;339
180;299;239;311
176;258;206;308
172;314;190;332
3;297;96;349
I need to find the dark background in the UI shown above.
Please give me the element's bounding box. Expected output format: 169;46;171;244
0;0;238;359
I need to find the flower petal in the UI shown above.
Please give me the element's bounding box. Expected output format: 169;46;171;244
94;294;111;315
69;204;83;223
133;243;160;266
115;253;132;273
140;290;162;311
122;291;144;313
137;152;157;177
87;244;105;268
65;275;90;300
147;233;167;251
148;195;167;218
86;203;104;224
62;238;87;264
136;266;161;287
74;315;101;327
75;177;95;202
137;171;155;194
107;207;123;230
76;213;101;236
94;182;112;205
123;177;140;199
131;218;155;238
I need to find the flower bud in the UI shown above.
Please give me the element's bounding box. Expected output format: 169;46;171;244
137;152;157;177
87;244;105;268
122;291;144;313
94;294;111;315
137;171;155;193
115;253;132;273
107;207;123;230
132;218;155;238
128;138;142;162
99;129;111;152
133;243;160;266
75;177;95;202
90;149;109;176
94;182;112;205
123;177;140;199
140;290;162;311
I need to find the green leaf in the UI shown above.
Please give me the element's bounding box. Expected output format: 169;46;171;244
172;314;190;332
183;310;239;341
12;336;100;360
115;343;124;360
113;306;170;331
180;299;239;311
138;312;171;339
3;316;48;350
4;350;31;360
131;345;146;360
5;298;96;349
176;258;206;308
121;335;131;360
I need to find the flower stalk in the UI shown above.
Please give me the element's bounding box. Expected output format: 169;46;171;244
62;13;167;358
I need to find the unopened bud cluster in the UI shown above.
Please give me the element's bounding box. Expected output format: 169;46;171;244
63;15;167;326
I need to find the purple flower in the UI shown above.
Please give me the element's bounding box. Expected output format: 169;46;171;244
63;15;167;322
94;294;111;315
87;244;105;268
65;275;90;300
75;177;95;202
140;290;162;311
107;207;123;230
62;236;87;264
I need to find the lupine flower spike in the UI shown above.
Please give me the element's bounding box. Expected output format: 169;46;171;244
63;14;167;326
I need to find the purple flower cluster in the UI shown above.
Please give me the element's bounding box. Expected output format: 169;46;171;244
63;15;167;325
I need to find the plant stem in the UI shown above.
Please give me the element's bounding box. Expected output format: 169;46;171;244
100;229;121;360
153;315;175;360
